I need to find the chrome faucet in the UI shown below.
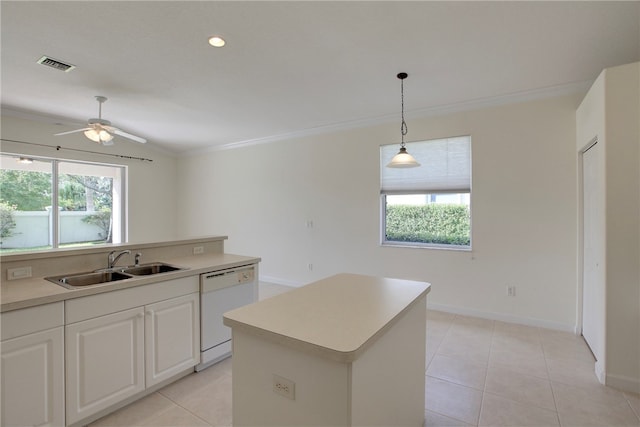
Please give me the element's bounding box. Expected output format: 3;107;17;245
108;250;131;269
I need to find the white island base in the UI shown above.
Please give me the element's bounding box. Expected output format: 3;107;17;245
224;273;430;426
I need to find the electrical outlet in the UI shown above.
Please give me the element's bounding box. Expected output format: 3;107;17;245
273;375;295;400
7;266;32;280
507;286;516;297
308;263;313;271
193;246;204;255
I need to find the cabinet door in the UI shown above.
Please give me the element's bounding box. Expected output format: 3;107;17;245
145;293;200;387
1;327;64;427
66;307;144;425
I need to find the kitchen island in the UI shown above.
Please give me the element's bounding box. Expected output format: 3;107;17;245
223;273;430;427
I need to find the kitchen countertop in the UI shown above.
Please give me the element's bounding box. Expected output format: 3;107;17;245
223;273;430;363
1;253;260;313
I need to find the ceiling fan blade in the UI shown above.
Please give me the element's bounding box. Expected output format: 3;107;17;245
113;128;147;144
54;127;91;136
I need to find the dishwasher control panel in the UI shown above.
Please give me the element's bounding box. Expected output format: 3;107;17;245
201;265;255;293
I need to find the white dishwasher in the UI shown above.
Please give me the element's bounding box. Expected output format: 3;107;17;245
196;264;257;371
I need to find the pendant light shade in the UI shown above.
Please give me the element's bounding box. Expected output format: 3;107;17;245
387;72;420;168
388;146;420;168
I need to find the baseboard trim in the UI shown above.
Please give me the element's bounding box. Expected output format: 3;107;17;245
607;372;640;394
595;360;606;385
427;302;576;333
259;275;305;288
261;277;577;333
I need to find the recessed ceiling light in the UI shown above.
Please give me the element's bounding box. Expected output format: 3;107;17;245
208;36;226;48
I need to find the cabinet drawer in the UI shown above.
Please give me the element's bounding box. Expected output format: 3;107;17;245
66;276;199;324
1;302;64;340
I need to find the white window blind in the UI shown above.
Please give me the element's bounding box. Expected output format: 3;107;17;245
380;136;471;194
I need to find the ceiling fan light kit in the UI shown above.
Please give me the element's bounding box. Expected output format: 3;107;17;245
84;128;114;145
54;95;147;145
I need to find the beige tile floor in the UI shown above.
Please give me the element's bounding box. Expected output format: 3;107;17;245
90;283;640;427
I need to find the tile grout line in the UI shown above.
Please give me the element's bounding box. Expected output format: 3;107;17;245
425;313;476;426
425;314;453;372
535;325;563;425
625;393;640;421
476;317;497;427
541;330;574;427
156;390;216;427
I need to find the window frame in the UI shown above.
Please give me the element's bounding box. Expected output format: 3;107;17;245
380;136;472;251
0;152;127;251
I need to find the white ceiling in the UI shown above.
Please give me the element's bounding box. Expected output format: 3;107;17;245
1;1;639;154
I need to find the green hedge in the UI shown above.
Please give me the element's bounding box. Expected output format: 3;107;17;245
386;204;470;246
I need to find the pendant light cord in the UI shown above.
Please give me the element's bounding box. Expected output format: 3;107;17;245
399;73;408;148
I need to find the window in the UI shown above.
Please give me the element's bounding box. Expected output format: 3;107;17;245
380;136;471;249
0;153;126;253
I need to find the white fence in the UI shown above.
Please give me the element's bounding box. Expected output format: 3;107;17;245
1;210;105;248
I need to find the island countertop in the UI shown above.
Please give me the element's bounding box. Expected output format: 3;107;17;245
223;273;430;363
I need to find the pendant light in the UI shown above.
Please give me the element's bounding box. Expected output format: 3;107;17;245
387;72;420;168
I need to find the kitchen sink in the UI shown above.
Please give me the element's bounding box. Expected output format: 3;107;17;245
45;262;187;290
120;263;184;276
46;271;132;289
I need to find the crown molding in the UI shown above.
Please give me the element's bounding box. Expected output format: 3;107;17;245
182;79;592;157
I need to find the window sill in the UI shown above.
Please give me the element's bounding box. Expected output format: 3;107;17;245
381;242;472;252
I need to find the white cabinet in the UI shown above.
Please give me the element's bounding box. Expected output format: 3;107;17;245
1;302;65;427
65;307;145;425
64;276;200;425
145;293;200;387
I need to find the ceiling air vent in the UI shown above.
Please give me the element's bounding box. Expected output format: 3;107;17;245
37;56;76;72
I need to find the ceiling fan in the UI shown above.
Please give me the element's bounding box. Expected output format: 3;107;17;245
55;96;147;145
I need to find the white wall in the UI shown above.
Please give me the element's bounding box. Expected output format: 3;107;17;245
604;63;640;393
576;62;640;393
177;94;582;330
0;115;179;244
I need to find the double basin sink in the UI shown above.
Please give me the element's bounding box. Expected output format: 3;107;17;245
46;263;186;290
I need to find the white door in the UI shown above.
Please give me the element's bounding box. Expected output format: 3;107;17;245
145;293;200;387
66;307;145;425
582;140;605;364
1;328;65;427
